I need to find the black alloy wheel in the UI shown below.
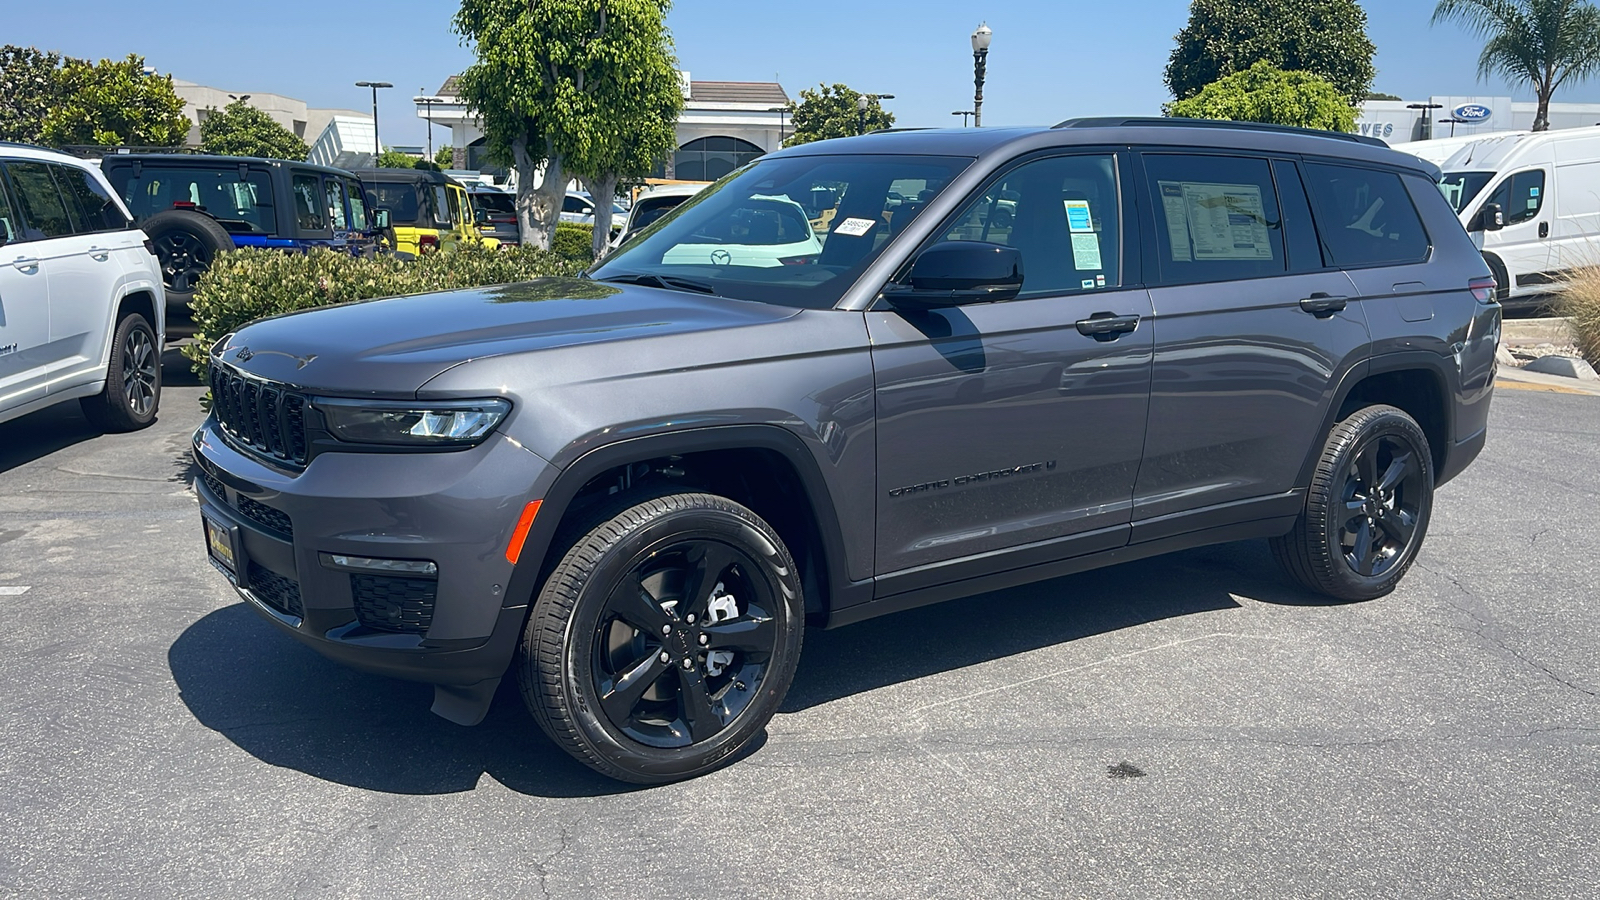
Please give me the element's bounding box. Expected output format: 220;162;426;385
1338;433;1424;578
121;324;159;419
592;538;779;748
520;492;804;784
1270;404;1434;601
155;231;213;294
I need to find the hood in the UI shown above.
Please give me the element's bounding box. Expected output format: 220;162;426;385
214;278;803;396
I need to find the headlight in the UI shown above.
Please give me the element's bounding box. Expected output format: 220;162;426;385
313;397;511;446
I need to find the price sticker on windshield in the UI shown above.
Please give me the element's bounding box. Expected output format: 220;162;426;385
833;217;878;237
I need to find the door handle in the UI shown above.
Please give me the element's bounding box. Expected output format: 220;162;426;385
1075;312;1141;341
1298;292;1348;317
88;246;111;261
11;257;39;272
1539;221;1549;238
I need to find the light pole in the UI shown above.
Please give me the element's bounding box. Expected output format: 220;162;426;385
1407;102;1443;140
356;81;393;160
952;110;975;127
767;106;790;146
971;22;992;127
415;93;444;162
1437;116;1467;138
227;93;251;104
856;93;895;136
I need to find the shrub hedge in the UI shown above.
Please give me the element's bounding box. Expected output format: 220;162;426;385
553;222;596;262
181;245;584;375
1558;268;1600;369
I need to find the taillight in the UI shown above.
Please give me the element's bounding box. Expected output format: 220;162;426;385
778;254;816;266
172;201;197;209
417;234;440;252
1469;275;1497;303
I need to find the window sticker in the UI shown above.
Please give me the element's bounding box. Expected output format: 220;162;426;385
1159;180;1273;261
832;217;878;237
1158;182;1192;261
1064;199;1094;233
1096;274;1106;288
1082;278;1096;290
1071;233;1103;270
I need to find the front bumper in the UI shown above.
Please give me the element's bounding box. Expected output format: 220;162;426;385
192;417;558;698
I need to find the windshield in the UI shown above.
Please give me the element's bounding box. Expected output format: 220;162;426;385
472;191;516;216
593;154;972;309
107;165;275;234
1439;171;1495;214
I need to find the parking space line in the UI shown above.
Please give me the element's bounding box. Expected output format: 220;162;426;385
0;586;31;596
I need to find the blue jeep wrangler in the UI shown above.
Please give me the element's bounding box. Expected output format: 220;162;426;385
101;154;379;310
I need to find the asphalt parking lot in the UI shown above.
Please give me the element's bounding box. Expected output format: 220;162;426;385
1;356;1596;899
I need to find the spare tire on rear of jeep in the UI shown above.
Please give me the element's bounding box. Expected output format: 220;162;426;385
141;210;235;311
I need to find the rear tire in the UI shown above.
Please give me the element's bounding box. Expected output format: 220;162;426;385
142;210;234;310
519;492;804;784
1270;404;1434;601
81;312;160;432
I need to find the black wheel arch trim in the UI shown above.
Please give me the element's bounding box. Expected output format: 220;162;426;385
502;424;870;628
1295;350;1458;491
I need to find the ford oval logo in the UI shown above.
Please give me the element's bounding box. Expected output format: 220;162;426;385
1453;104;1492;122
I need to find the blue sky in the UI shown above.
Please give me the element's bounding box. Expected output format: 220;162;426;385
11;0;1600;148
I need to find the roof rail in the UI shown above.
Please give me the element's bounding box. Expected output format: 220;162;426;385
865;127;934;135
0;140;55;153
1052;117;1387;147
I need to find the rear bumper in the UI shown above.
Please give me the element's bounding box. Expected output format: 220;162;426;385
191;418;557;693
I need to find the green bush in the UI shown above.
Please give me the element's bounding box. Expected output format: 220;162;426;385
553;222;596;263
182;245;583;376
1558;268;1600;369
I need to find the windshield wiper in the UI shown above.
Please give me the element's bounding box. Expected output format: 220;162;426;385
596;273;719;295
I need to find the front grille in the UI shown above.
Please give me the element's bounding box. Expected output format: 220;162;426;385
351;574;437;634
202;472;227;502
236;495;293;537
247;562;304;619
210;363;310;466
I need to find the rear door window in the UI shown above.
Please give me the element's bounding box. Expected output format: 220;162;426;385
343;179;368;230
1302;162;1431;266
292;173;325;231
3;161;75;240
1143;153;1286;284
323;178;348;230
54;165;130;232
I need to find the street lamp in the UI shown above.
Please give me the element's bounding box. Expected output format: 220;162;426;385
356;81;393;160
971;22;992;127
856;93;895;136
1437;117;1466;138
227;93;251;103
952;110;976;127
1407;102;1443;140
415;92;445;162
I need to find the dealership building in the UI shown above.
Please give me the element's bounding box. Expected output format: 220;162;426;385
1356;95;1600;144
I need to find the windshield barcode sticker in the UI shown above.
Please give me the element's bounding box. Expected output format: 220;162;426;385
833;217;878;237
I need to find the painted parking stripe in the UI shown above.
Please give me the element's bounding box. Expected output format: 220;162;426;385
0;586;31;596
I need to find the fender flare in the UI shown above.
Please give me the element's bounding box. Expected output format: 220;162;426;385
502;424;868;622
1293;350;1457;489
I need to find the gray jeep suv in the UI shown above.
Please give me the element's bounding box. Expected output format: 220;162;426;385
193;119;1499;783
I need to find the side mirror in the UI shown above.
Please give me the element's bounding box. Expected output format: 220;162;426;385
884;241;1024;310
1475;202;1504;232
373;208;391;229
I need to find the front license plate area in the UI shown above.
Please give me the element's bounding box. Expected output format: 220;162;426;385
203;514;241;581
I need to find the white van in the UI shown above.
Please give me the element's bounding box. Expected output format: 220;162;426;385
1391;130;1529;166
1432;125;1600;311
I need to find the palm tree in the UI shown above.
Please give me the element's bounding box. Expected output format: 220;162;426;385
1433;0;1600;130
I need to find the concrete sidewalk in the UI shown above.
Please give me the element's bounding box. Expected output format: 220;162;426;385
1496;364;1600;395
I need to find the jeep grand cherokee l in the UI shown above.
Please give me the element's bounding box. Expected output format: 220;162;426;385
193;119;1499;783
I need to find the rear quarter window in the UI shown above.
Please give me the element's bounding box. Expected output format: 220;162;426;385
1302;163;1430;267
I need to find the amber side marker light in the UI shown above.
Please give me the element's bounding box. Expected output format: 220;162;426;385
506;500;543;564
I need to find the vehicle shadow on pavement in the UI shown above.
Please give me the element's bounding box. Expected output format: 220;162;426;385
168;604;637;798
783;539;1322;712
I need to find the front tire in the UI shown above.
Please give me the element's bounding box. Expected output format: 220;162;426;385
519;493;804;783
80;312;160;432
1270;405;1434;601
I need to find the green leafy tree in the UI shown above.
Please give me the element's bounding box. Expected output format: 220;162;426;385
41;54;188;148
1433;0;1600;131
0;45;73;144
199;100;308;160
1363;91;1405;101
454;0;684;250
1167;61;1358;132
783;84;893;147
434;145;454;167
1165;0;1376;104
376;148;418;168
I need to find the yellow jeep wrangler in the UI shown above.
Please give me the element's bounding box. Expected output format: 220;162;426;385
356;167;498;255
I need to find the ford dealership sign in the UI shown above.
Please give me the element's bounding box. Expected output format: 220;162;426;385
1452;103;1493;122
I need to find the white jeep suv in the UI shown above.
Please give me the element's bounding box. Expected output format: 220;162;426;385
0;143;165;432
